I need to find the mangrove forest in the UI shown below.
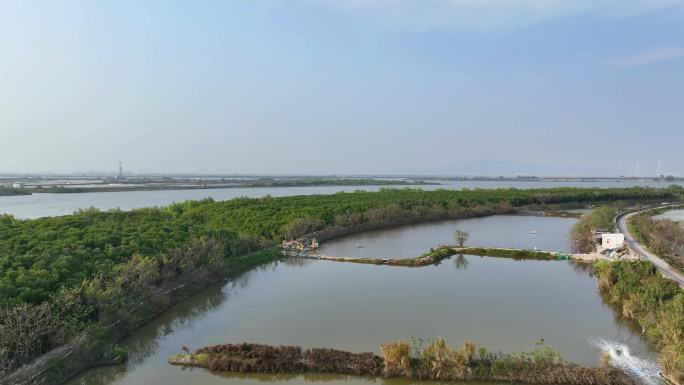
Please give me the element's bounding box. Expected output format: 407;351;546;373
0;186;682;384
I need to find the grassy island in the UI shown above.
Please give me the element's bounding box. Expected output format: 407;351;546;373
312;246;565;267
169;340;634;385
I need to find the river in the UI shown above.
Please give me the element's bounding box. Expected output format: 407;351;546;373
65;215;663;385
1;180;681;219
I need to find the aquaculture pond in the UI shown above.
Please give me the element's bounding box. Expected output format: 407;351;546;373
65;216;663;385
654;209;684;223
318;214;575;258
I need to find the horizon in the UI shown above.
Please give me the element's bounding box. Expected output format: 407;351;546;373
1;171;681;179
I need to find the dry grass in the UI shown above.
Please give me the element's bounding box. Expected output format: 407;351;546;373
380;340;411;376
176;339;635;385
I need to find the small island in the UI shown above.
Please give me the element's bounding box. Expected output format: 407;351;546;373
169;340;634;385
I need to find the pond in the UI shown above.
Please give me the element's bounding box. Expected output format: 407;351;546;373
318;215;576;258
654;209;684;223
65;216;662;385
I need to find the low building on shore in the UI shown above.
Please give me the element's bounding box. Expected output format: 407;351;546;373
593;231;625;252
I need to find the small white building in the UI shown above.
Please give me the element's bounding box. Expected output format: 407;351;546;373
595;232;625;251
11;182;24;189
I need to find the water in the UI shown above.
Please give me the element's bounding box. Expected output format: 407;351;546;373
319;215;576;258
0;186;380;219
654;209;684;223
564;208;592;214
592;338;663;385
1;180;681;219
65;216;662;385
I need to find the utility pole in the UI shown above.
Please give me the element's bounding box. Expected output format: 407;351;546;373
118;162;123;179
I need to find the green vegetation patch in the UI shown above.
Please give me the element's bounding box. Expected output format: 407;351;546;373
629;209;684;272
570;206;618;253
594;260;684;384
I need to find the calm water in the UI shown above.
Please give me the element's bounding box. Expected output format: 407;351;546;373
1;180;681;219
319;215;576;257
654;209;684;223
65;216;662;385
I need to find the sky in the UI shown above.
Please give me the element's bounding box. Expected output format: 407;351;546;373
1;0;683;176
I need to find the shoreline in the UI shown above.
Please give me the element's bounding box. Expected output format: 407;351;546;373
296;246;570;267
168;341;635;385
0;249;283;385
6;180;438;195
0;210;529;385
2;208;515;385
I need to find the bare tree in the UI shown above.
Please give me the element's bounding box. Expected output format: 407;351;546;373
0;303;61;375
453;229;470;247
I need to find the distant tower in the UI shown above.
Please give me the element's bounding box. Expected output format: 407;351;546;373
657;160;662;178
118;162;123;179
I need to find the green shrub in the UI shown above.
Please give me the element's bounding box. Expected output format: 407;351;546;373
595;260;684;382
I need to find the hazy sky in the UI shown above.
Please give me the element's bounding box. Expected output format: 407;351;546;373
1;0;683;176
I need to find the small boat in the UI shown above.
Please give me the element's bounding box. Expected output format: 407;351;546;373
356;242;365;248
529;230;538;235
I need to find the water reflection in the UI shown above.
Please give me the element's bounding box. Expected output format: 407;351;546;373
318;215;577;259
65;218;663;385
210;371;378;383
568;260;595;276
281;257;315;267
66;262;272;385
453;254;469;270
209;371;501;385
67;283;228;385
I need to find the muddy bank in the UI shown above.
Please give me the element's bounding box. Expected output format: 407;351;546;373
169;342;634;385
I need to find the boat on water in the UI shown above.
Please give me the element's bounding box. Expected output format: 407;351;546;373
356;242;365;248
